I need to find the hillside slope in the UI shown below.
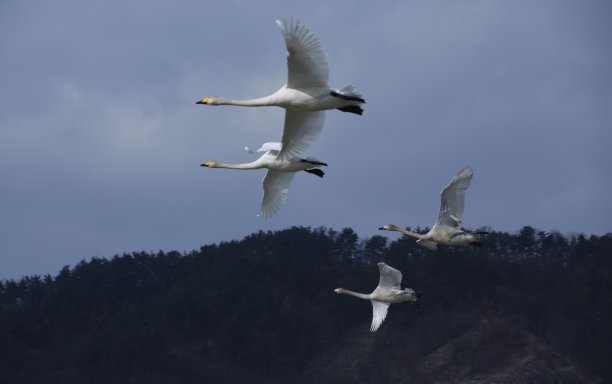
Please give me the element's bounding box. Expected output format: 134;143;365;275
0;227;610;383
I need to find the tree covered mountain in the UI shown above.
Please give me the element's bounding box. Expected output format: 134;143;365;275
1;226;610;383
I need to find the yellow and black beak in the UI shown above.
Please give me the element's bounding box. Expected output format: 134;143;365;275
196;98;208;105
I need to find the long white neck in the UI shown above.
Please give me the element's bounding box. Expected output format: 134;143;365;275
211;161;262;170
215;95;276;107
397;227;423;240
385;225;422;239
336;288;371;300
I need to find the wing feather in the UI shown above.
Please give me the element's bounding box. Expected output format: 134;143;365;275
255;142;282;153
276;18;329;88
370;301;390;332
377;262;402;289
277;110;325;161
437;166;474;227
260;170;296;219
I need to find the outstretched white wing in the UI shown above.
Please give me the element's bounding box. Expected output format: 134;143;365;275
276;18;329;89
246;142;282;154
370;300;390;332
436;166;474;227
377;262;402;289
277;110;325;161
260;170;296;219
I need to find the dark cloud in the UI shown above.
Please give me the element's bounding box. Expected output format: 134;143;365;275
1;1;611;279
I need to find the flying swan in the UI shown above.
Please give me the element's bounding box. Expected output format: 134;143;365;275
334;262;420;332
379;166;487;251
201;142;326;219
196;18;365;161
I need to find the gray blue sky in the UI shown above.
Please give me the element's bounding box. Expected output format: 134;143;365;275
1;1;611;279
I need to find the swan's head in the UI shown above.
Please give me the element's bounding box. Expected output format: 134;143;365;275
196;96;219;105
379;224;400;232
334;288;345;294
201;160;218;168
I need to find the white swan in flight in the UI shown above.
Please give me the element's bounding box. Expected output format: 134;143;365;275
379;166;487;251
334;262;420;332
196;18;365;161
201;142;326;219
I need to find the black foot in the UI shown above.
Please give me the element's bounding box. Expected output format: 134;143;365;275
336;106;363;115
469;241;482;247
304;169;325;178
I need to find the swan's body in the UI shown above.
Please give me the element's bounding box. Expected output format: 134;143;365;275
379;166;487;251
201;142;326;219
197;19;364;160
334;262;419;332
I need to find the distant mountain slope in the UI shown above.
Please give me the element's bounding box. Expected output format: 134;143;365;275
0;226;610;383
299;313;599;384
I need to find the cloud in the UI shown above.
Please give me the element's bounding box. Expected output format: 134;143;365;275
1;0;611;279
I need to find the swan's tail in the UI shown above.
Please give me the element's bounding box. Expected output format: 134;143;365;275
300;157;328;167
330;86;365;103
332;85;365;101
463;228;489;235
331;85;365;115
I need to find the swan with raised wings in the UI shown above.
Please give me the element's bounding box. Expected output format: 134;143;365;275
379;166;487;251
201;142;326;219
334;262;420;332
196;18;365;160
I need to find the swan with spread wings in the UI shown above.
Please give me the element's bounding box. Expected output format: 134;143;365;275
201;142;326;219
335;262;420;332
379;166;487;250
196;19;365;161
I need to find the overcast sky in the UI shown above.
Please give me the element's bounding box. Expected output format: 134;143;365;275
1;1;611;280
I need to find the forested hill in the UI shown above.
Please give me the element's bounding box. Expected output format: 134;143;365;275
1;226;610;383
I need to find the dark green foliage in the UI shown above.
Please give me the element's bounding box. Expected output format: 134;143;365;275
0;226;610;383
